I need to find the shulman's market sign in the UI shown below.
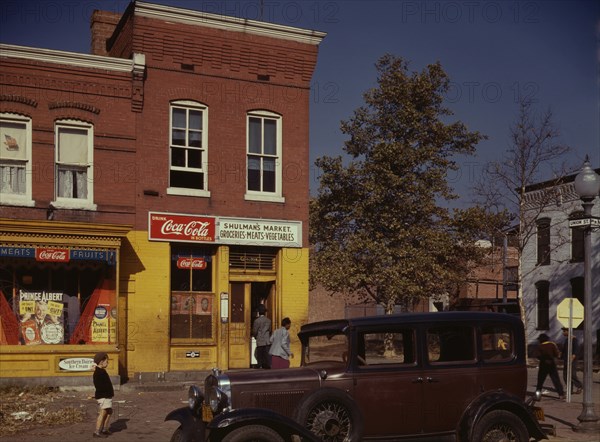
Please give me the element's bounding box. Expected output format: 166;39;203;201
148;212;302;248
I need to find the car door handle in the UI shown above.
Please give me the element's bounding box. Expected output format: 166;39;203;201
412;377;424;383
426;377;439;383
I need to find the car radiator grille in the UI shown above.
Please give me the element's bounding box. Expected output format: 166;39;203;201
244;390;306;417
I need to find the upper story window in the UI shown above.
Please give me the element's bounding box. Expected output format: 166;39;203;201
167;101;209;197
536;218;551;266
246;111;284;203
535;280;549;330
0;113;34;206
54;120;95;210
569;212;584;263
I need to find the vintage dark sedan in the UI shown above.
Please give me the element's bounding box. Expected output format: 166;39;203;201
166;311;547;442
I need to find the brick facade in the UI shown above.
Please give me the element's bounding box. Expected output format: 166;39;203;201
0;1;324;384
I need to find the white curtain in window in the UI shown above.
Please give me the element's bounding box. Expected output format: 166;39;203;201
58;169;73;198
76;169;87;198
0;164;25;194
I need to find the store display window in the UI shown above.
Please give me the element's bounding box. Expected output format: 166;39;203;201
170;244;215;343
0;248;117;346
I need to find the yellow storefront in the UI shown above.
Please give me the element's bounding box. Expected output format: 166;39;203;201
0;214;308;384
122;212;308;379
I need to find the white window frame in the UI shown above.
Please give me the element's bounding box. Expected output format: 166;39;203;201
0;113;34;207
53;119;96;210
245;110;284;203
167;100;210;197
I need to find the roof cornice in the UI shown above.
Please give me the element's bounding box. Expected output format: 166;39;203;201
0;43;139;73
134;1;326;45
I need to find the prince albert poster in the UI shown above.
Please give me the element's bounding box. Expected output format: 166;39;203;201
19;290;65;345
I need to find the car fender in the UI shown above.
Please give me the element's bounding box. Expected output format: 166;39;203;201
207;408;321;442
457;390;547;442
165;406;207;442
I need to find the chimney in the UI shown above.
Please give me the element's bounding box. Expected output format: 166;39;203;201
90;10;121;56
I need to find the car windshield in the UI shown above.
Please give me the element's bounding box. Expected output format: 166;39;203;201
303;332;349;365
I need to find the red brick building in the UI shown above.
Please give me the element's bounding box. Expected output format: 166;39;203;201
1;1;324;385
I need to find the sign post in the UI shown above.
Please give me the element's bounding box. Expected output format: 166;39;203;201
557;298;584;403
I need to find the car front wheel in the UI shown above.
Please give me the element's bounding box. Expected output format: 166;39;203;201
471;410;529;442
293;388;363;442
221;424;284;442
170;426;183;442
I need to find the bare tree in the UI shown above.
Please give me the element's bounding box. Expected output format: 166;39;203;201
473;99;574;323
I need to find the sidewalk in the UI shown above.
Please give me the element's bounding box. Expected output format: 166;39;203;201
528;365;600;441
1;367;598;441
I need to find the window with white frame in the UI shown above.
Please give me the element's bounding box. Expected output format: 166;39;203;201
54;120;95;209
246;111;283;202
168;101;209;196
0;113;34;206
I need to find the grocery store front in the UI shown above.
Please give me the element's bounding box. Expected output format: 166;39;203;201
144;212;305;373
0;218;129;385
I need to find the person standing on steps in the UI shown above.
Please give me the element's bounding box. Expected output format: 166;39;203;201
252;304;271;369
269;317;293;369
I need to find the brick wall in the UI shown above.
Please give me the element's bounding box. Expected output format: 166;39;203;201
91;10;122;56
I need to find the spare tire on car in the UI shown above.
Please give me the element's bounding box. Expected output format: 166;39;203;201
293;388;364;442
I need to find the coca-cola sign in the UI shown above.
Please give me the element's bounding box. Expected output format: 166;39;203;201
149;212;216;243
177;257;207;270
36;248;70;262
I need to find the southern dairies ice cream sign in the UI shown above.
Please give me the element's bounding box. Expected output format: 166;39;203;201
19;290;65;345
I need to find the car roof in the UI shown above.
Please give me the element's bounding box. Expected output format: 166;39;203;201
298;311;522;338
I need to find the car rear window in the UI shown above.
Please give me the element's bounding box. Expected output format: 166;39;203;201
427;325;476;364
481;325;514;362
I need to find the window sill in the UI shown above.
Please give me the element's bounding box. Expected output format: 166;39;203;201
0;196;35;207
52;199;97;211
167;188;211;198
244;193;285;203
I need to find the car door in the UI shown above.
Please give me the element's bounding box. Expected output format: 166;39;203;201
421;324;479;434
351;326;424;437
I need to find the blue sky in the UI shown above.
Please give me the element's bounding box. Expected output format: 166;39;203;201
1;0;598;203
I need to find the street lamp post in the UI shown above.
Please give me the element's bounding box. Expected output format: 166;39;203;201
572;156;600;434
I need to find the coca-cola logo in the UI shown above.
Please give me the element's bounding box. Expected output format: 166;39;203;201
149;213;215;243
177;257;207;270
36;248;70;262
161;219;211;238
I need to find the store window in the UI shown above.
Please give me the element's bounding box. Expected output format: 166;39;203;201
167;101;209;197
170;244;215;342
0;249;117;346
54;119;96;210
0;113;34;206
246;111;283;202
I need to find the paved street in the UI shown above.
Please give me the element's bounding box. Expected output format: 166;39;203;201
2;367;598;441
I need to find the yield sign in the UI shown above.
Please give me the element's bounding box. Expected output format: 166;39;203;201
557;298;584;328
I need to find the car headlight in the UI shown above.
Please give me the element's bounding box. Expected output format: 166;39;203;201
188;385;204;411
204;371;231;415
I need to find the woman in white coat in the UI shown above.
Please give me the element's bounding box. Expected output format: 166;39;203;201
269;317;293;368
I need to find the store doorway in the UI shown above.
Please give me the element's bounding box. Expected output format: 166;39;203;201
228;281;274;369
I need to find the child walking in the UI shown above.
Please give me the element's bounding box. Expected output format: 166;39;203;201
93;352;114;438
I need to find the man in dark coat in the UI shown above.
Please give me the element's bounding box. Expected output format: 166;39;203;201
535;333;565;400
252;305;271;369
